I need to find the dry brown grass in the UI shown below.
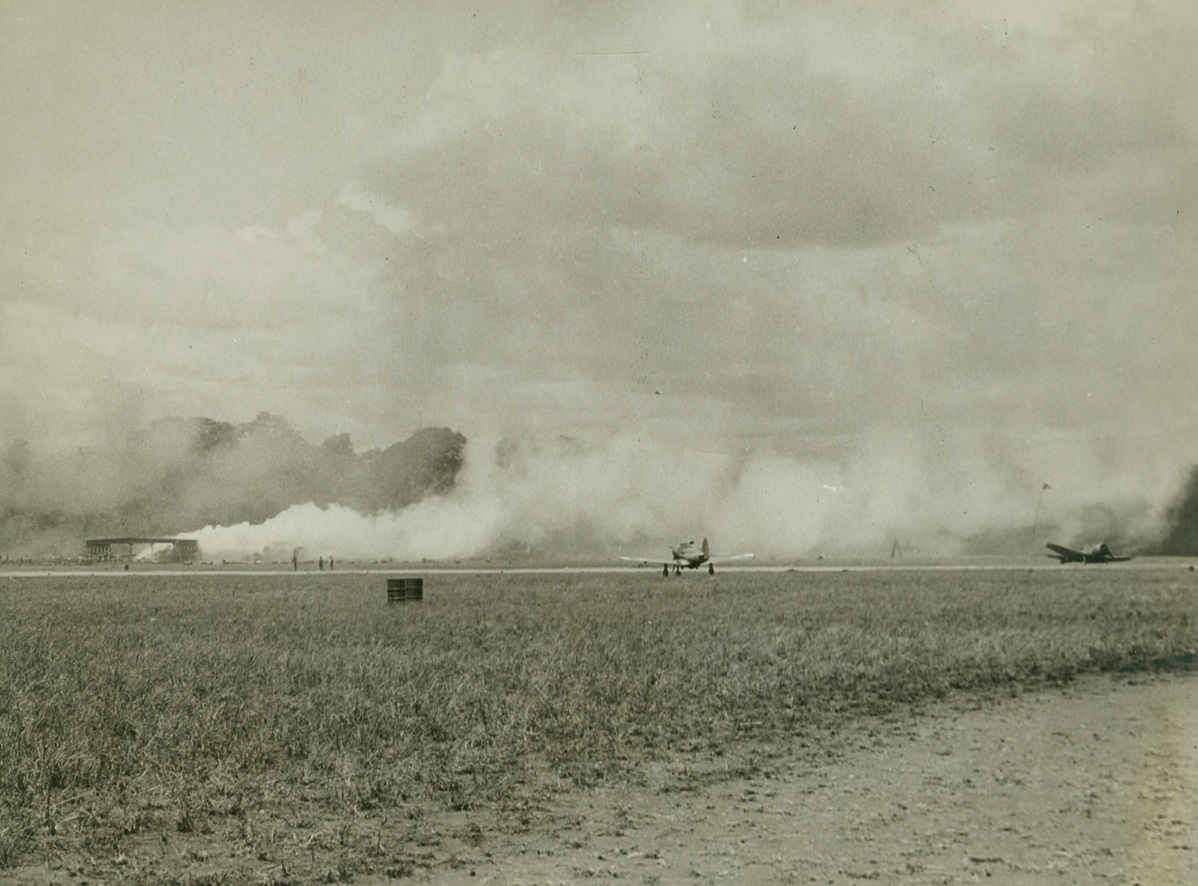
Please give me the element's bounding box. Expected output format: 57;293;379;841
1;566;1194;882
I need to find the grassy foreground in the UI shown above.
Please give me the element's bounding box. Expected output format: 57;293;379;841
1;567;1195;882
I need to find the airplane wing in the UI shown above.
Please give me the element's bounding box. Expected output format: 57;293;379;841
1045;543;1083;561
707;553;755;565
620;556;678;565
1046;543;1134;564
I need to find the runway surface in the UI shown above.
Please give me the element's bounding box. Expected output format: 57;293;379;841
1;558;1192;579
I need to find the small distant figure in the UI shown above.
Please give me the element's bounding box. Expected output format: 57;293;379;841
329;556;334;570
319;556;324;571
292;551;298;571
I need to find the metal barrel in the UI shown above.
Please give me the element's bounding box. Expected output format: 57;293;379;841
387;577;424;603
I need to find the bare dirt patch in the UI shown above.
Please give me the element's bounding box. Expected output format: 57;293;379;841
418;674;1197;886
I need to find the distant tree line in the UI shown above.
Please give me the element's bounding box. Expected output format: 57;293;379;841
0;413;466;556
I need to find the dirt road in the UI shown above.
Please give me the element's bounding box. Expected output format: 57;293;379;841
428;673;1197;885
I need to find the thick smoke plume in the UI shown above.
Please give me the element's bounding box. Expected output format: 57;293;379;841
3;412;1189;562
1151;466;1198;555
184;425;1186;563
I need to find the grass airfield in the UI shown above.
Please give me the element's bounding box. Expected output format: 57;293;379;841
1;562;1195;883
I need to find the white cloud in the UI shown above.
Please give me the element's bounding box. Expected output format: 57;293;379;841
285;210;326;253
236;224;281;244
336;181;415;238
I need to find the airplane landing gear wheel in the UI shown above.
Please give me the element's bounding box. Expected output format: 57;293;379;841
662;563;669;577
708;563;715;575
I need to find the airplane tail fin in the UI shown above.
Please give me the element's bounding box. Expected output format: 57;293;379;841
702;537;709;557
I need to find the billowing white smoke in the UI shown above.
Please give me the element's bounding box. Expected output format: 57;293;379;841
189;435;736;562
134;542;175;561
186;428;1177;563
190;499;504;562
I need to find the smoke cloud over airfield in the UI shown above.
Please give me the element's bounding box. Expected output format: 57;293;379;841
0;409;1184;561
188;425;1181;563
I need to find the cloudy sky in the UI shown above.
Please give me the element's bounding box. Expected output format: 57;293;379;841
3;1;1196;553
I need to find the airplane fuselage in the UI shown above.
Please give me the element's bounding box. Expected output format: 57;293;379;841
620;536;750;576
1045;542;1132;564
669;539;712;569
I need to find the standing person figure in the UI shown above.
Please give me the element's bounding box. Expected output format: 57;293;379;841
319;556;324;571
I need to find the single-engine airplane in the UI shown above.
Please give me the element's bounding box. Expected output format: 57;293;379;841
1045;542;1133;564
621;537;755;576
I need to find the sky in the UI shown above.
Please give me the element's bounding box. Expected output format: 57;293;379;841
3;1;1196;556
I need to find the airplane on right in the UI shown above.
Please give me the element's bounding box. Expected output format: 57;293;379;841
1045;542;1133;564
